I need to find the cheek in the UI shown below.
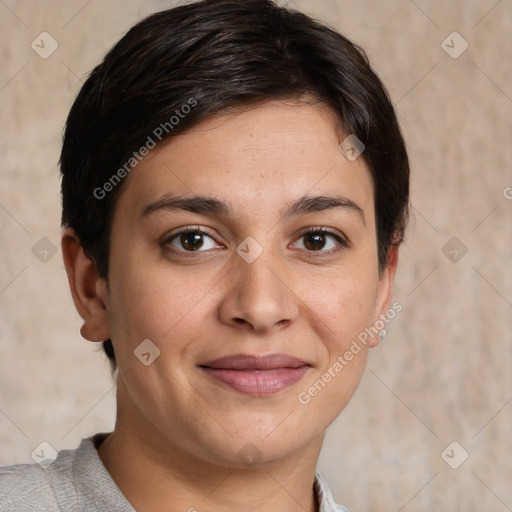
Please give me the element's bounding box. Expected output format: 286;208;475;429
106;250;219;358
295;273;376;418
304;264;378;346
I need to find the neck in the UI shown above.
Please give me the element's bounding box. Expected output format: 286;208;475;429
98;408;323;512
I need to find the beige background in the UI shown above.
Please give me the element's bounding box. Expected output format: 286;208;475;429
1;0;511;510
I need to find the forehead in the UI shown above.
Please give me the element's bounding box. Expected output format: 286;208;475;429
115;101;374;222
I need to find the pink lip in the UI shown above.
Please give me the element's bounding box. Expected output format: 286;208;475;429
199;353;311;396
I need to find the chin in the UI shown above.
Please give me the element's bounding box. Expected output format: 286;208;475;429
198;420;319;469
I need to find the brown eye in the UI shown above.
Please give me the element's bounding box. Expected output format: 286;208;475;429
164;228;220;253
293;228;348;253
180;231;204;251
303;232;327;251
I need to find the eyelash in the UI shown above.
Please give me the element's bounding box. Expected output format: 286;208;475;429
162;225;349;256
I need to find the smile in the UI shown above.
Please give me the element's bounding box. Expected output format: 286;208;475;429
199;353;311;396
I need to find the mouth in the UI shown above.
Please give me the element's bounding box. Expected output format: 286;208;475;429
199;353;311;396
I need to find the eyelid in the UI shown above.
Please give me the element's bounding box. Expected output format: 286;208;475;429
164;224;217;240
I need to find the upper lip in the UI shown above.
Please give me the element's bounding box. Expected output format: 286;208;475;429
200;353;310;370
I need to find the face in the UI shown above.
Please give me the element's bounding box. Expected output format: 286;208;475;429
97;100;396;468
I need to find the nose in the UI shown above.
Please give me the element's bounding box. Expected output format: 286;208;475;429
217;248;299;334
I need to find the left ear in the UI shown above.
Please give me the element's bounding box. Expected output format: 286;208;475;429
368;244;400;348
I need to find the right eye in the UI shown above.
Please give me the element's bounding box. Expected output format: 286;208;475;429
162;226;224;253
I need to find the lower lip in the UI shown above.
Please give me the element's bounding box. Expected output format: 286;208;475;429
201;366;310;396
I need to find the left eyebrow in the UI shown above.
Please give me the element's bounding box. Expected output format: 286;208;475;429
142;193;365;225
281;194;365;225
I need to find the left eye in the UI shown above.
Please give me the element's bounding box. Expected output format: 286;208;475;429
165;229;220;252
292;229;346;252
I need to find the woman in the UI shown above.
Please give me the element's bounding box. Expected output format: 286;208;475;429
0;0;409;510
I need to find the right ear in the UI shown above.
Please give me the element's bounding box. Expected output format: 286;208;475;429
61;228;111;342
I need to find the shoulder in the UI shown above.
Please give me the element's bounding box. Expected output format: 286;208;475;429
0;439;92;512
1;435;133;512
0;461;61;511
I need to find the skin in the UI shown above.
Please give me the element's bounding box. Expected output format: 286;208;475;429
62;100;399;512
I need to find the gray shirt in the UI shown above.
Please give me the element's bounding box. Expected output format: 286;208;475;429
0;435;350;511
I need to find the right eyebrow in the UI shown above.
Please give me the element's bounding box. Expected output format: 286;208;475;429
142;194;232;218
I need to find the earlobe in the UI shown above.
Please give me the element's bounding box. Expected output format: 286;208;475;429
61;228;111;342
368;244;400;348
